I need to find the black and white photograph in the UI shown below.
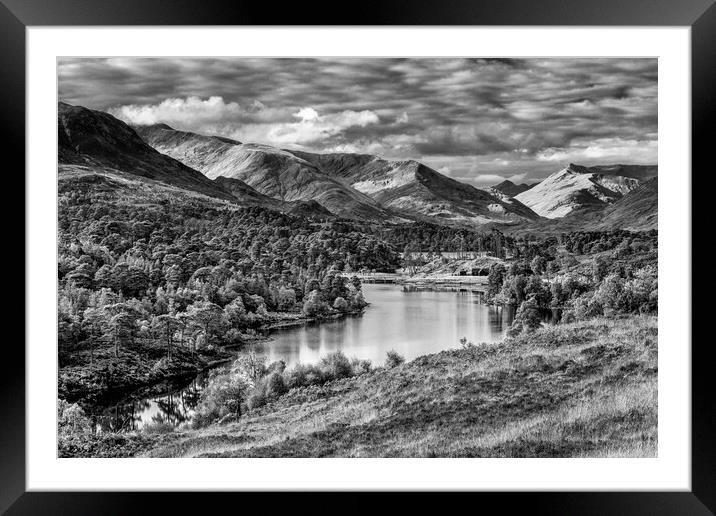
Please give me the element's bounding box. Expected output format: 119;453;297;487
56;57;658;459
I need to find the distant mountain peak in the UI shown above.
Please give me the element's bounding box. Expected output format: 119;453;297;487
514;163;645;219
492;179;534;198
563;163;594;175
143;122;174;131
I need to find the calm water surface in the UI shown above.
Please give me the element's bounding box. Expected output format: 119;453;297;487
252;284;512;367
90;284;514;431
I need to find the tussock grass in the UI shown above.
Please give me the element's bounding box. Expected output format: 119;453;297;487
142;315;657;458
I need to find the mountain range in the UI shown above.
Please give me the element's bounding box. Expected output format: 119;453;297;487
135;123;539;225
57;102;657;232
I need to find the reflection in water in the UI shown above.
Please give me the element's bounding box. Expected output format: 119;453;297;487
252;284;513;368
91;375;209;432
91;284;514;431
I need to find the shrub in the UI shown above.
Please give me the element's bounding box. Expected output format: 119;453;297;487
303;289;329;316
231;352;267;387
333;296;349;311
350;290;367;308
622;267;658;314
283;363;324;388
224;328;242;343
506;320;523;338
546;260;560;274
350;357;372;375
385;350;405;368
561;310;577;324
142;419;174;434
223;297;247;327
592;273;624;315
283;363;310;388
58;399;92;437
524;276;551;307
571;291;602;320
246;389;267;411
530;255;547;275
266;360;286;374
192;370;248;427
277;287;297;311
487;263;506;298
263;371;287;398
319;351;353;380
514;297;542;332
560;254;579;269
459;337;474;349
592;255;609;283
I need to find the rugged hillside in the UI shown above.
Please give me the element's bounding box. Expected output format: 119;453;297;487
291;151;540;225
514;163;642;219
492;179;534;197
135;125;390;220
58;103;235;202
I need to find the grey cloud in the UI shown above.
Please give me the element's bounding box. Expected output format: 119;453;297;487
58;57;657;184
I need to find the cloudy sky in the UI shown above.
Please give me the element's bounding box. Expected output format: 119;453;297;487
58;57;657;186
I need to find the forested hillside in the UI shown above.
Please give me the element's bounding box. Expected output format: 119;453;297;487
57;167;400;399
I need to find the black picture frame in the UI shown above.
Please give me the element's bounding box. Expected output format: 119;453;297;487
3;0;712;513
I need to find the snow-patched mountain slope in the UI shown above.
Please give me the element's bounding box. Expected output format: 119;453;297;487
135;125;390;220
290;151;540;224
514;164;641;218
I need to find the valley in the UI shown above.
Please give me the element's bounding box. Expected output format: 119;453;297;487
56;101;659;458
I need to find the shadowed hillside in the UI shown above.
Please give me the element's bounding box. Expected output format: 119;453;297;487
59;103;236;202
492;179;535;197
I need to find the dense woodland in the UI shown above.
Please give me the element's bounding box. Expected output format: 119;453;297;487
485;230;658;336
368;223;513;257
58;174;399;364
58;173;658;367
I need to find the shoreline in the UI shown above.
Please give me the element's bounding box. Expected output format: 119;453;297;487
60;307;368;407
258;307;366;332
59;349;236;406
61;315;658;458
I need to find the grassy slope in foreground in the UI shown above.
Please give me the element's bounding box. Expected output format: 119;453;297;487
145;316;657;458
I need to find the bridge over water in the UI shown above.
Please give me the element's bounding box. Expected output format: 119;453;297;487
339;272;490;292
